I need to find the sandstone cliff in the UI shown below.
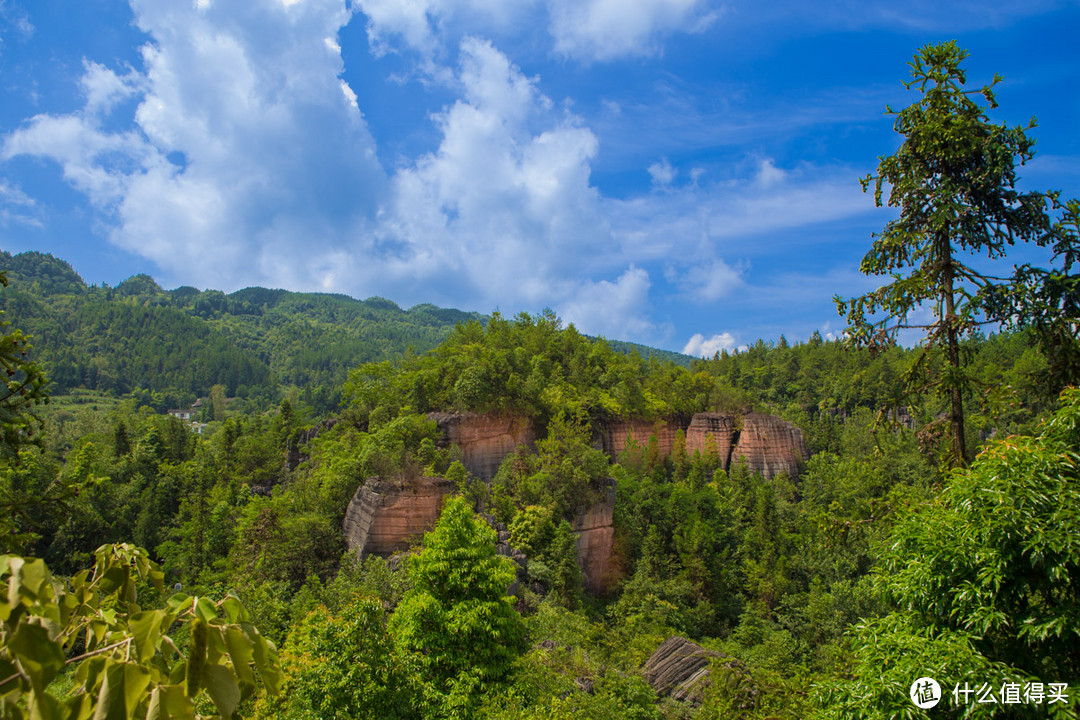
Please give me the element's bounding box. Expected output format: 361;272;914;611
597;418;684;459
730;412;808;479
428;412;536;480
571;479;617;593
342;409;806;588
343;476;456;557
604;412;807;479
685;412;738;462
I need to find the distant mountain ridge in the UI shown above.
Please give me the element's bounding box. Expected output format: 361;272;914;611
0;250;690;408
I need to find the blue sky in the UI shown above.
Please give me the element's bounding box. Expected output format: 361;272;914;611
1;0;1078;355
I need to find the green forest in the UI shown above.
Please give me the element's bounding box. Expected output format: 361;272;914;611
2;41;1079;720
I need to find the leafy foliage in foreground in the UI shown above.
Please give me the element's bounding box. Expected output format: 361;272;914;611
0;543;279;720
813;388;1080;719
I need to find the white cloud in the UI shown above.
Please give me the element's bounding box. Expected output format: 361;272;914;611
683;331;739;357
354;0;528;57
353;0;716;62
558;265;654;340
382;37;613;310
4;0;385;291
0;179;42;228
80;61;143;114
678;258;744;302
605;159;872;266
547;0;718;61
648;157;676;187
0;0;33;40
754;157;786;187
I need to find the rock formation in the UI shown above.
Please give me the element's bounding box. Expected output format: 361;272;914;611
643;636;756;709
685;413;738;462
341;410;807;589
730;413;808;479
428;412;536;480
571;480;617;593
597;418;683;459
343;476;456;557
601;412;807;479
642;636;721;706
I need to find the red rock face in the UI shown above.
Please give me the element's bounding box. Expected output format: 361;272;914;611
343;477;456;557
571;481;617;594
428;412;536;480
685;413;737;463
598;412;806;479
598;418;683;459
730;413;808;479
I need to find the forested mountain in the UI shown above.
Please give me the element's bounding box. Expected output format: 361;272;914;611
0;250;483;409
3;38;1078;720
2;273;1071;718
0;251;693;412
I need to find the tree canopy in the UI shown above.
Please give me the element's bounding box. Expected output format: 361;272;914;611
837;41;1077;466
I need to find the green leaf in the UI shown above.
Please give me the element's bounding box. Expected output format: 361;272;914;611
26;687;61;720
97;567;128;596
121;664;151;717
202;665;240;720
10;622;65;688
127;611;162;664
193;597;217;623
222;627;255;687
15;558;50;601
219;596;248;624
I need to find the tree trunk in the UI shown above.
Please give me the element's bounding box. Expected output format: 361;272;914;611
942;254;968;467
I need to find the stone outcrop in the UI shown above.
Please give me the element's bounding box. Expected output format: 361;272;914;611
343;476;456;557
601;412;807;479
730;413;808;479
571;480;617;593
642;637;721;706
341;410;806;587
597;418;683;459
428;412;536;481
685;413;738;462
427;410;806;483
643;636;756;710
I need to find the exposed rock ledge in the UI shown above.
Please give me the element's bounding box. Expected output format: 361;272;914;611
642;636;721;706
342;474;617;593
642;636;755;709
571;479;617;594
343;476;456;557
428;412;536;481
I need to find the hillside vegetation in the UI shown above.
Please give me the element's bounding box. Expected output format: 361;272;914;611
2;248;1074;719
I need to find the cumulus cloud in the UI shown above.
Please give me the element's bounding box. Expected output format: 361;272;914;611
677;258;744;302
80;60;143;114
558;265;654;339
381;37;613;307
4;0;385;291
683;331;739;357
